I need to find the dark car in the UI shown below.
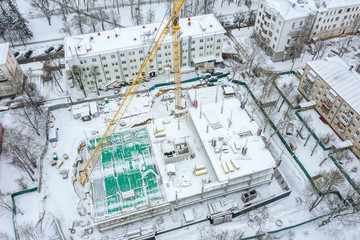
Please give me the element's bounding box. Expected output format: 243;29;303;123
13;52;19;57
56;45;64;52
45;46;54;53
24;50;33;58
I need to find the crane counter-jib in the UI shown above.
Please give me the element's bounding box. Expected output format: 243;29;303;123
78;0;187;185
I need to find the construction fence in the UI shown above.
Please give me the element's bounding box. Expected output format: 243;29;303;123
275;71;359;195
11;187;38;240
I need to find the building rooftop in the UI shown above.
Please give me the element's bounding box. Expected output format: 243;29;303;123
0;42;9;65
188;86;276;182
64;14;225;61
308;56;360;115
264;0;360;20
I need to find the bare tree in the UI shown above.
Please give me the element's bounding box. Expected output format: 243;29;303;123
247;206;269;233
308;170;345;212
132;3;144;25
0;190;13;213
90;66;100;96
29;0;56;25
297;115;312;138
146;7;155;24
109;10;121;28
15;177;28;190
2;128;42;182
72;65;87;97
241;38;261;71
72;13;88;34
96;9;109;31
60;17;72;36
277;82;295;112
14;105;43;136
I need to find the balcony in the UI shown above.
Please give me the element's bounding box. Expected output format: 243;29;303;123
289;29;302;37
321;101;332;113
339;112;352;127
327;89;337;102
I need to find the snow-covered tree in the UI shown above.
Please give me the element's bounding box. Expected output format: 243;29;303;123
146;7;155;24
28;0;56;26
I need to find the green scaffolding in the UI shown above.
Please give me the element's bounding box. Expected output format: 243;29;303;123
90;127;163;217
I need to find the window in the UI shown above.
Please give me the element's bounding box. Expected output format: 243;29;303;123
105;71;110;74
140;57;144;61
82;68;86;71
94;66;99;69
86;67;89;70
123;67;127;71
111;55;115;59
300;21;303;25
356;116;360;121
200;39;204;43
116;76;120;79
158;60;162;64
347;129;352;134
191;40;195;44
191;48;195;51
106;77;111;81
104;64;108;67
338;9;342;14
96;72;101;76
84;60;87;63
335;17;339;21
114;69;119;72
120;53;125;57
122;61;126;64
139;50;143;54
199;53;203;56
292;23;295;28
125;74;128;77
102;57;106;60
216;46;220;49
200;46;203;50
343;104;347;108
92;58;97;62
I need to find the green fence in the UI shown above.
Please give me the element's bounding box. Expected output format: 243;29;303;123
232;80;321;194
233;78;359;198
148;73;229;92
11;187;38;239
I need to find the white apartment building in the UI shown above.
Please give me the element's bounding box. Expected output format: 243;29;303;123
0;42;24;98
64;14;226;92
298;56;360;159
254;0;360;62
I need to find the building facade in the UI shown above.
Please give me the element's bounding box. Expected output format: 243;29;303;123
0;43;24;98
65;14;226;92
298;56;360;159
254;0;360;62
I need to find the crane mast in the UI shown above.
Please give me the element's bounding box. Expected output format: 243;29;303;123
78;0;186;185
172;0;182;110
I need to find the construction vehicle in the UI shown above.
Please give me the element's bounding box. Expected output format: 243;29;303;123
78;0;186;185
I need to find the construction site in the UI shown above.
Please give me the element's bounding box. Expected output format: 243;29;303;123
50;0;290;238
63;82;291;238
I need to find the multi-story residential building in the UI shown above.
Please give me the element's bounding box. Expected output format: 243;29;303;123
64;14;226;92
0;42;24;98
298;56;360;159
254;0;360;62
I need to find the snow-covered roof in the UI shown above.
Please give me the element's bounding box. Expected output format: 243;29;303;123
193;55;216;64
265;0;312;20
72;103;90;115
65;14;225;61
264;0;360;20
307;56;360;115
0;42;9;65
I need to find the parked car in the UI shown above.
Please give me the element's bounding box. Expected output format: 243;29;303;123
45;46;54;53
56;45;64;52
24;50;33;58
13;52;19;57
239;22;247;28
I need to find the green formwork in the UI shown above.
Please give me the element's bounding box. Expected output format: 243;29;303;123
90;127;162;216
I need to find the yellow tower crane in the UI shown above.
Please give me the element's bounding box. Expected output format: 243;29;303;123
78;0;186;185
